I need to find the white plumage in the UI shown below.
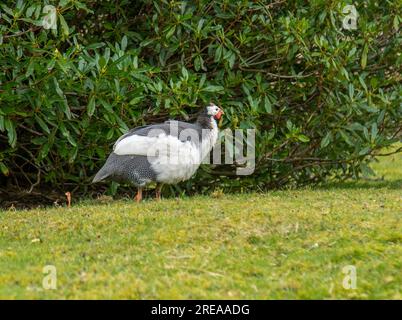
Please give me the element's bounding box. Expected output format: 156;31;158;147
92;103;224;202
113;123;219;184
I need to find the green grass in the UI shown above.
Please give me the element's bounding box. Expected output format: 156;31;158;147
0;148;401;299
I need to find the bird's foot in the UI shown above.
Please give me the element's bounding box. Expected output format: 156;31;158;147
134;188;142;203
155;184;163;202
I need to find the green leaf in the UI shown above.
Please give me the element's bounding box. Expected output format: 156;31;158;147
0;4;14;17
35;115;50;134
363;127;370;141
298;134;310;143
32;136;47;145
339;130;353;146
202;85;224;92
109;181;120;196
348;83;354;100
53;77;64;98
87;96;96;117
129;96;144;105
100;99;113;112
99;56;107;69
165;25;176;39
0;115;4;131
59;123;69;137
0;162;9;176
320;132;332;148
393;15;399;31
26;60;35;78
199;74;206;89
371;122;378;141
106;128;114;140
358;75;367;92
181;66;189;80
67;134;77;147
286;120;293;131
86;42;105;50
121;35;128;51
60;99;72;120
361;43;368;69
194;56;201;71
115;115;129;133
247;95;258;111
348;47;357;58
227;52;236;69
74;1;93;13
5;118;17;148
59;0;70;7
197;18;204;33
264;96;272;113
58;14;69;36
360;163;375;177
39;142;51;160
214;46;223;63
359;146;371;156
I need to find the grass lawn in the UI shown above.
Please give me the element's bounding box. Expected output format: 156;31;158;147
0;149;401;299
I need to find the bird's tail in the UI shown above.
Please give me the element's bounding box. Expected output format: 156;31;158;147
92;166;110;183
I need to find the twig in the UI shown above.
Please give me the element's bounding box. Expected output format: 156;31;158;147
239;66;316;79
19;124;44;136
27;170;41;193
3;27;41;39
375;146;402;157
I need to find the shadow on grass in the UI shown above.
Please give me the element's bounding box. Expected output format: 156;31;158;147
320;179;402;191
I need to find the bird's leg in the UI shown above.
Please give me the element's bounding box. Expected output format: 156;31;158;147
155;183;163;201
134;188;143;203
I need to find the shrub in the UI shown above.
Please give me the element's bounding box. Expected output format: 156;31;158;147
0;0;401;200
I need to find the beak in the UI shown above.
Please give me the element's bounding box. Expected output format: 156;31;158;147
214;108;224;120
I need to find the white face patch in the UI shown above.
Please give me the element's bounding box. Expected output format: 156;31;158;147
206;104;220;116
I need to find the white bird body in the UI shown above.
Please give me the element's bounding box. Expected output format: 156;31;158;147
92;104;224;201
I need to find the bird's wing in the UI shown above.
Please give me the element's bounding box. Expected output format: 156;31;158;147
113;121;202;156
112;124;153;151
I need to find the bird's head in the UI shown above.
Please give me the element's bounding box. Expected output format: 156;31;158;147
205;102;224;120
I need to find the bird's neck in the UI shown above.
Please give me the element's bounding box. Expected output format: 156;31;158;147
196;114;215;129
198;115;219;161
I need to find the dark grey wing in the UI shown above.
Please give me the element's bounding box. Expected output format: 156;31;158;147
165;120;204;135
